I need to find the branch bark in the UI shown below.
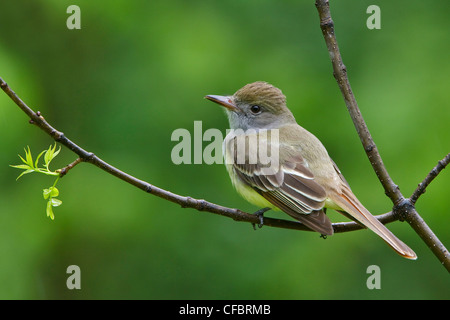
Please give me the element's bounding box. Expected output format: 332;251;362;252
410;153;450;204
315;0;449;271
315;0;402;204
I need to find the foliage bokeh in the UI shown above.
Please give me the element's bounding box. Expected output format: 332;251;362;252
0;0;449;299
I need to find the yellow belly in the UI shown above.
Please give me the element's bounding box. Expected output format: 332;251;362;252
324;197;343;211
225;163;279;210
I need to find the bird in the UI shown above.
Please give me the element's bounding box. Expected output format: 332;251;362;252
205;81;417;260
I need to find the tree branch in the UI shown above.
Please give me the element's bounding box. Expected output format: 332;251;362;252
315;0;402;204
0;76;399;235
58;157;83;177
1;1;448;270
398;201;449;270
315;0;449;271
410;152;450;204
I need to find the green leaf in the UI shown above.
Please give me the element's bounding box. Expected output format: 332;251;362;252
46;200;54;220
15;169;35;180
50;187;59;197
18;154;26;165
52;145;61;160
43;143;61;169
34;150;46;168
44;144;53;165
43;188;51;199
11;145;63;220
25;146;34;167
43;186;59;199
51;198;62;207
10;164;32;170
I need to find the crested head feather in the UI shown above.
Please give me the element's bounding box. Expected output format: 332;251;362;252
233;81;287;114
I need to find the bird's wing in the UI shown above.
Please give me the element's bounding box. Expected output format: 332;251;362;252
227;133;333;235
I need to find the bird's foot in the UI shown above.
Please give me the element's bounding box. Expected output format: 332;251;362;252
252;207;271;230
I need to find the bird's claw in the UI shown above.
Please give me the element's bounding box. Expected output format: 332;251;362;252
251;207;271;230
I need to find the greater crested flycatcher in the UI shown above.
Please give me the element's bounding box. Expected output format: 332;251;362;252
205;81;417;260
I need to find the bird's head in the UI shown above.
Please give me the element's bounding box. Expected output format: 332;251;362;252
206;81;296;130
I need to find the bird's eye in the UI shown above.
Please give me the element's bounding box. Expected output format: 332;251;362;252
250;105;262;114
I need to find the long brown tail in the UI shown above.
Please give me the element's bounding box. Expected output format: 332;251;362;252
331;186;417;260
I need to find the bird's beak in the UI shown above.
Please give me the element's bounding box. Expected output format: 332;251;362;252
205;95;239;112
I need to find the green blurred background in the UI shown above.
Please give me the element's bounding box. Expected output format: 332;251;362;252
0;0;449;299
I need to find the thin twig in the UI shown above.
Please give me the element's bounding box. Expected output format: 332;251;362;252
410;152;450;204
57;158;83;177
407;154;450;270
